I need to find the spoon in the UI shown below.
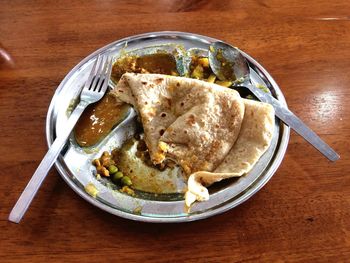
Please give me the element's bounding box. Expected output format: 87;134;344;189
208;41;339;162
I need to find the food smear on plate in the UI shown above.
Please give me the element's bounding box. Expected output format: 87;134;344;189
74;94;129;147
92;137;186;194
84;183;99;198
111;73;275;206
112;136;185;194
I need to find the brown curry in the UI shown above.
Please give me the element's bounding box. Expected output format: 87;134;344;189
111;53;179;82
74;94;129;147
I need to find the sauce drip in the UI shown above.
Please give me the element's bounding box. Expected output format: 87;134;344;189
74;93;129;147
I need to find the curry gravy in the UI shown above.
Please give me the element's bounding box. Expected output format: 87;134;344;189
74;93;129;147
111;53;178;82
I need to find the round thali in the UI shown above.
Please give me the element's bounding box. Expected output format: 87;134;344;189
46;31;290;222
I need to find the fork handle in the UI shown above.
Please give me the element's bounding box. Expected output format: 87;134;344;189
9;101;88;223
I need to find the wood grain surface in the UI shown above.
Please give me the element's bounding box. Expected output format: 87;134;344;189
1;0;349;262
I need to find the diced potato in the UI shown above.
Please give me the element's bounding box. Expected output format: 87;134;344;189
92;159;101;167
191;64;204;79
85;183;99;198
120;186;135;196
97;166;110;177
215;80;233;87
158;142;168;152
207;74;216;83
197;57;209;68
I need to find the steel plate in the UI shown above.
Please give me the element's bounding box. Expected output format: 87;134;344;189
46;31;290;222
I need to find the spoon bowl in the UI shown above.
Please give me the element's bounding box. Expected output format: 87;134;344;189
208;42;249;82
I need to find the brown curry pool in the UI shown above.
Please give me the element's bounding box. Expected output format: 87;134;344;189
74;93;129;147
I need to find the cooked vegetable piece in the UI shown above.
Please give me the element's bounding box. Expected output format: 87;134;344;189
97;165;110;177
121;176;132;186
120;186;135;196
197;57;209;67
85;183;99;198
108;165;118;174
215;80;232;87
112;172;124;183
207;74;216;83
191;64;204;79
93;159;101;167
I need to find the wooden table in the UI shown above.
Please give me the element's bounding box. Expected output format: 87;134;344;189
1;1;349;262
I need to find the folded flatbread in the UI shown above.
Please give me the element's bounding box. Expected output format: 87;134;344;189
112;73;245;174
185;99;275;206
112;73;274;206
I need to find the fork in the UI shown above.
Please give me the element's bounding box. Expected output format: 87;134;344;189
9;54;113;223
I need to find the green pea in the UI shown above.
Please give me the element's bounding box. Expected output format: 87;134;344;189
121;176;132;186
112;171;123;183
108;165;118;174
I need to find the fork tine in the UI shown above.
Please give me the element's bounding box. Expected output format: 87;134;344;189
95;56;107;91
96;55;109;92
90;55;106;91
99;56;113;93
84;55;100;90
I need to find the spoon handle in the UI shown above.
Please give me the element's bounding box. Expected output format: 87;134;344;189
8;102;87;224
245;83;339;162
